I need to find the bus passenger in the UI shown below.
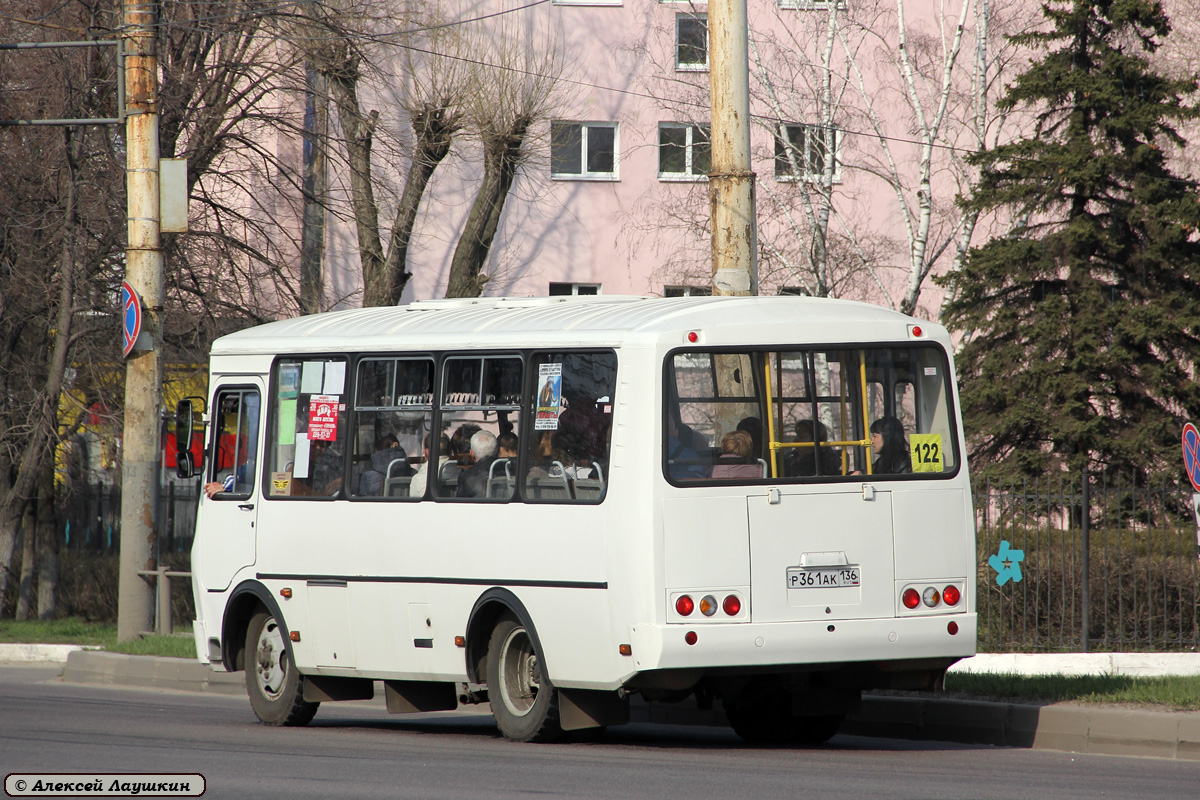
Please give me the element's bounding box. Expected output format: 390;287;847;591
302;437;344;496
667;418;707;480
457;430;498;498
870;416;912;474
358;434;411;496
497;431;519;460
736;416;763;460
786;419;840;477
450;424;481;466
710;431;762;479
411;432;452;498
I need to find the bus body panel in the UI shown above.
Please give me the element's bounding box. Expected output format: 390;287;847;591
626;613;976;675
186;296;977;725
747;489;898;623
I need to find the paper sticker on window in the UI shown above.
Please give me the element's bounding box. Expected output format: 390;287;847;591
909;433;944;473
308;395;339;441
535;363;563;430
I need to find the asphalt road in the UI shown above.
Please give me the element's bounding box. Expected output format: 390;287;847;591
1;665;1196;800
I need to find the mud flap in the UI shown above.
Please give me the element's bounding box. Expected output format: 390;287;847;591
559;688;630;731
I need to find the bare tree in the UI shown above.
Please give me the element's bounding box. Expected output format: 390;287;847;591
294;0;471;306
445;19;567;298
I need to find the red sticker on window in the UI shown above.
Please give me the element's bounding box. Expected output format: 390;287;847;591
308;395;339;441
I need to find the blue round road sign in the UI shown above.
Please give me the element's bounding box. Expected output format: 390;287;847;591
121;280;142;358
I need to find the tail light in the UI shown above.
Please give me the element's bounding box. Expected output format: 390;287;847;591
942;585;961;606
675;595;695;616
722;594;742;616
902;588;921;609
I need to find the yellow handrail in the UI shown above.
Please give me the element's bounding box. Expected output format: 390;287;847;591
764;356;779;479
761;350;874;477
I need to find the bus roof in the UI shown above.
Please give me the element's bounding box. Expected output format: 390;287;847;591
210;295;944;356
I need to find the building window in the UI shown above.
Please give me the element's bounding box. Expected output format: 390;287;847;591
551;122;618;179
664;285;712;297
549;283;602;296
778;0;847;8
658;123;711;180
775;123;840;182
676;14;708;71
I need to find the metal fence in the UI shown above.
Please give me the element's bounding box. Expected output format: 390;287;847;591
55;472;1200;652
59;480;201;557
975;471;1200;652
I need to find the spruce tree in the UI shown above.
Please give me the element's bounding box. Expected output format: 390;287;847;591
941;0;1200;481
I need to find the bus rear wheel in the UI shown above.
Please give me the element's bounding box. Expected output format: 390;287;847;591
486;615;563;742
245;610;319;727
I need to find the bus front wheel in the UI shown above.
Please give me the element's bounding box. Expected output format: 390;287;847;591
245;610;319;727
486;615;563;742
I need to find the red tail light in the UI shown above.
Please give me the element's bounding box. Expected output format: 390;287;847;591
675;595;695;616
942;585;961;606
902;588;921;609
722;594;742;616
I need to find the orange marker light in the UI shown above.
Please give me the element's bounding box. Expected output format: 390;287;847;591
619;644;633;656
280;588;292;599
454;636;466;648
289;631;301;642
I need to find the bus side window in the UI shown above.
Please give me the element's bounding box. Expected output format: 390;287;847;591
268;358;349;498
439;356;523;501
525;351;617;503
350;358;431;500
209;388;260;496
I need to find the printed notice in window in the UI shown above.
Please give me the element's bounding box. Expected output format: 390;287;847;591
535;363;563;430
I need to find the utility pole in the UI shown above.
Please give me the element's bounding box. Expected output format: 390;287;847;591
708;0;757;296
118;0;163;641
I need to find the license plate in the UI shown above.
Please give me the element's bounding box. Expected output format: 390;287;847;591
786;566;860;589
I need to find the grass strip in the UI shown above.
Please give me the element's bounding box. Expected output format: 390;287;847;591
943;672;1200;711
0;618;195;659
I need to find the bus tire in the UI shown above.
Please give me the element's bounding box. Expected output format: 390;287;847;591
486;615;563;742
245;610;319;727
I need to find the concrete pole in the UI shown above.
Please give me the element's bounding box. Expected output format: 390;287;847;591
708;0;757;296
118;0;162;642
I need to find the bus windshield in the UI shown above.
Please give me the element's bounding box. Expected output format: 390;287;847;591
666;345;960;482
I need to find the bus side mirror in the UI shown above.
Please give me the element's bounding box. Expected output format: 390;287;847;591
175;397;204;479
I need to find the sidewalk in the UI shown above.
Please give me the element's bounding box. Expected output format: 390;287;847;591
5;645;1199;761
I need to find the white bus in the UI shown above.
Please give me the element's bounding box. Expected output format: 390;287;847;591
178;295;976;744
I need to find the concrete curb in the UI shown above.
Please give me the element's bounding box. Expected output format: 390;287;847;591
0;644;98;663
949;652;1200;677
54;650;1200;760
62;650;244;696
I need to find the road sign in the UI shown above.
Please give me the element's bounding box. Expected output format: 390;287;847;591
1183;422;1200;492
121;280;142;358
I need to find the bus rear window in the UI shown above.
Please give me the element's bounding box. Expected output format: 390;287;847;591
666;346;959;483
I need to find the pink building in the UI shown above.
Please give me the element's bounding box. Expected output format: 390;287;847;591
312;0;1029;319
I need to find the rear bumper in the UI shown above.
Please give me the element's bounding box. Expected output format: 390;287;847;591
626;613;975;678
